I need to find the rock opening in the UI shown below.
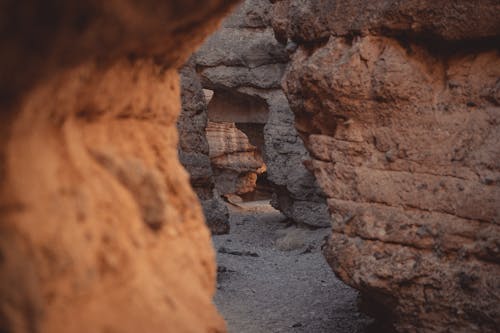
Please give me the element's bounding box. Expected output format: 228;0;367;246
206;88;271;201
1;0;499;332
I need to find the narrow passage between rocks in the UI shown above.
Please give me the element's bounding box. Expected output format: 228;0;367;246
213;201;373;333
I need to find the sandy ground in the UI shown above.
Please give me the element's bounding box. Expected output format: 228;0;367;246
213;201;373;333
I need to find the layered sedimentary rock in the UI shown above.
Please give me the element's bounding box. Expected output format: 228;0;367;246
272;0;500;332
0;1;238;332
206;121;265;195
178;63;230;234
193;0;331;227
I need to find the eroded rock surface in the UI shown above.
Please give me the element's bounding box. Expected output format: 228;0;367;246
193;0;331;227
272;0;500;332
206;121;265;195
0;1;238;332
178;63;230;234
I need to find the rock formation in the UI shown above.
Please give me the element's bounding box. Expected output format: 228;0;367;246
0;1;238;332
206;121;266;195
271;0;500;332
178;63;230;235
192;0;331;227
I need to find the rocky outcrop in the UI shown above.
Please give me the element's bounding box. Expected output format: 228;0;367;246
0;1;238;332
193;0;331;227
271;0;500;332
206;121;265;195
178;63;230;235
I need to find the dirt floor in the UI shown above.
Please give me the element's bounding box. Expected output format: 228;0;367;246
213;201;373;333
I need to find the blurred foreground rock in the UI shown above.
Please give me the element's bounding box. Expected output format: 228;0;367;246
0;1;238;332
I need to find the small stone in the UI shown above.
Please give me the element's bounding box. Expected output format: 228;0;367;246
482;177;494;185
300;244;315;254
218;246;259;257
385;150;396;163
286;41;298;54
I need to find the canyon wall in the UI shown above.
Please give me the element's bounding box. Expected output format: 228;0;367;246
0;1;238;332
271;0;500;332
178;63;230;234
192;0;331;227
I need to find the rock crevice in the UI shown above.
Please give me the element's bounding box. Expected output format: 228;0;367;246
185;0;331;227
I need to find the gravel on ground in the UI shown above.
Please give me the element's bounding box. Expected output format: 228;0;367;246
213;201;373;333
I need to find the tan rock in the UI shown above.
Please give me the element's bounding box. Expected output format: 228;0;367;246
0;1;239;332
206;121;265;195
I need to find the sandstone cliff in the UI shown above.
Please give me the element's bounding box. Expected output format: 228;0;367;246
193;0;331;227
0;1;238;332
271;0;500;332
178;63;230;234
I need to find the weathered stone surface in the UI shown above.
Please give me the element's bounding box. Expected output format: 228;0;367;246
272;0;500;43
178;63;230;235
262;89;331;228
194;0;330;227
223;0;272;28
272;0;500;331
206;121;265;195
0;1;239;332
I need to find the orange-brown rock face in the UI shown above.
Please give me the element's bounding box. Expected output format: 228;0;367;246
0;1;238;332
272;0;500;332
206;121;265;195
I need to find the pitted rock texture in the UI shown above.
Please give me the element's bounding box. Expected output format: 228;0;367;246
179;63;230;235
272;0;500;332
206;121;265;195
271;0;500;44
193;0;330;227
0;1;238;332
